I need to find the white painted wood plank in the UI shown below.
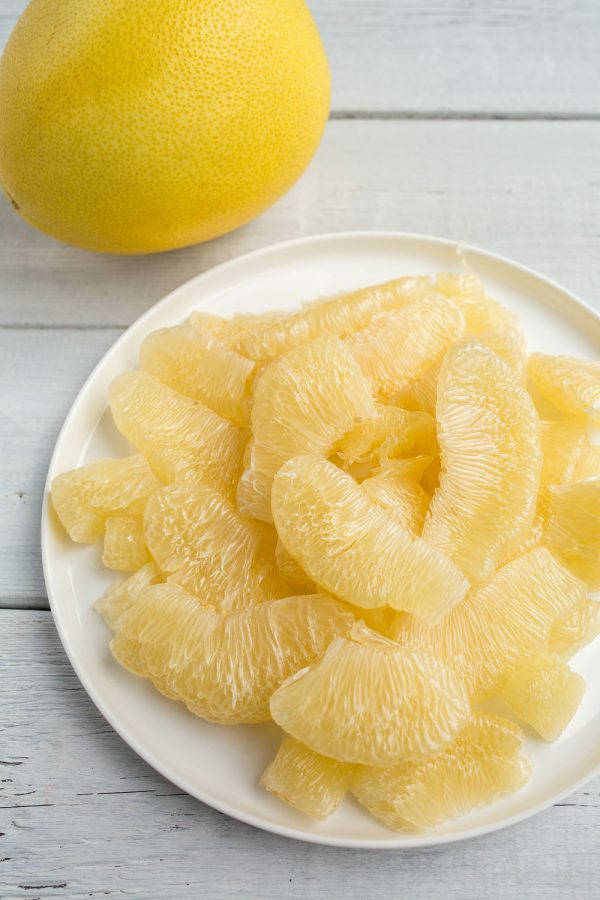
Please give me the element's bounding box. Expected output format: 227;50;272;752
1;608;599;899
2;119;600;328
1;0;600;115
0;328;122;605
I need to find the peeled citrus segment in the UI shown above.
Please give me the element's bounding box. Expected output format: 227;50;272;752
346;294;465;400
391;547;586;698
272;455;468;623
191;277;432;364
550;597;600;658
275;540;313;589
103;515;150;572
361;469;429;533
51;454;158;543
108;371;247;498
529;353;600;424
546;477;600;589
111;585;354;724
496;655;585;741
144;483;288;611
571;442;600;482
334;403;436;471
270;622;470;766
423;341;542;582
95;562;161;631
352;713;530;831
260;737;356;819
240;335;376;522
537;420;588;516
139;324;254;426
498;513;544;566
435;273;516;334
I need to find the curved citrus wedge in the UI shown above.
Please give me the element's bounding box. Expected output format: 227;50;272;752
272;455;468;622
571;442;600;481
260;737;356;819
346;294;465;400
139;324;254;425
238;335;376;521
361;468;429;533
144;483;288;611
111;585;354;724
108;371;247;498
529;353;600;424
270;622;471;766
103;515;150;572
537;420;587;516
391;547;586;698
352;713;530;831
423;341;541;581
496;654;584;741
334;403;436;472
435;273;516;334
546;477;600;589
95;562;162;631
191;277;432;363
549;597;600;658
51;454;158;543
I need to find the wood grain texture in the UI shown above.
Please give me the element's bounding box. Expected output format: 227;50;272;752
1;0;600;115
1;608;599;900
2;118;600;327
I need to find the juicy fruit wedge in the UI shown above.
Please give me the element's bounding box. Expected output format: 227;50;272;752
549;597;600;658
191;277;432;363
108;371;247;499
51;455;158;543
435;273;516;334
546;477;600;589
423;341;541;582
496;654;584;741
361;468;429;533
538;420;587;516
272;455;468;622
95;562;162;631
346;294;465;400
239;335;376;521
334;403;435;472
529;353;600;423
261;737;356;819
103;515;150;572
352;713;530;831
139;324;254;425
270;622;471;765
572;442;600;481
275;540;313;589
392;547;586;698
144;483;288;611
111;584;354;724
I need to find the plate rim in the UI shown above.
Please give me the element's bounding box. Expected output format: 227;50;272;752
41;229;600;849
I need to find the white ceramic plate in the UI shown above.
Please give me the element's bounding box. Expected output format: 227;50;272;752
42;231;600;848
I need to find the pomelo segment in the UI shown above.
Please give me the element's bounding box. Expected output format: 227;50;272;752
352;713;530;831
361;468;429;533
111;585;355;723
144;483;288;611
51;454;158;543
334;403;435;473
239;335;376;522
423;341;541;582
435;273;516;334
550;597;600;658
139;324;254;425
270;622;471;766
108;371;247;498
272;455;468;623
546;476;600;589
95;562;162;631
529;353;600;423
261;737;357;819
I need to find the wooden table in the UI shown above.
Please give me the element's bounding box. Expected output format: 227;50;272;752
2;1;600;896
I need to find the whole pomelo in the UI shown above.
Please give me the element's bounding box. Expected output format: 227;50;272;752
0;0;330;254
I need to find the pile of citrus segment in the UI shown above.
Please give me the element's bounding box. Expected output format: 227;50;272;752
51;272;600;833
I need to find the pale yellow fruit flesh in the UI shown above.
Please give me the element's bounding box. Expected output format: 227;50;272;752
103;515;151;572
